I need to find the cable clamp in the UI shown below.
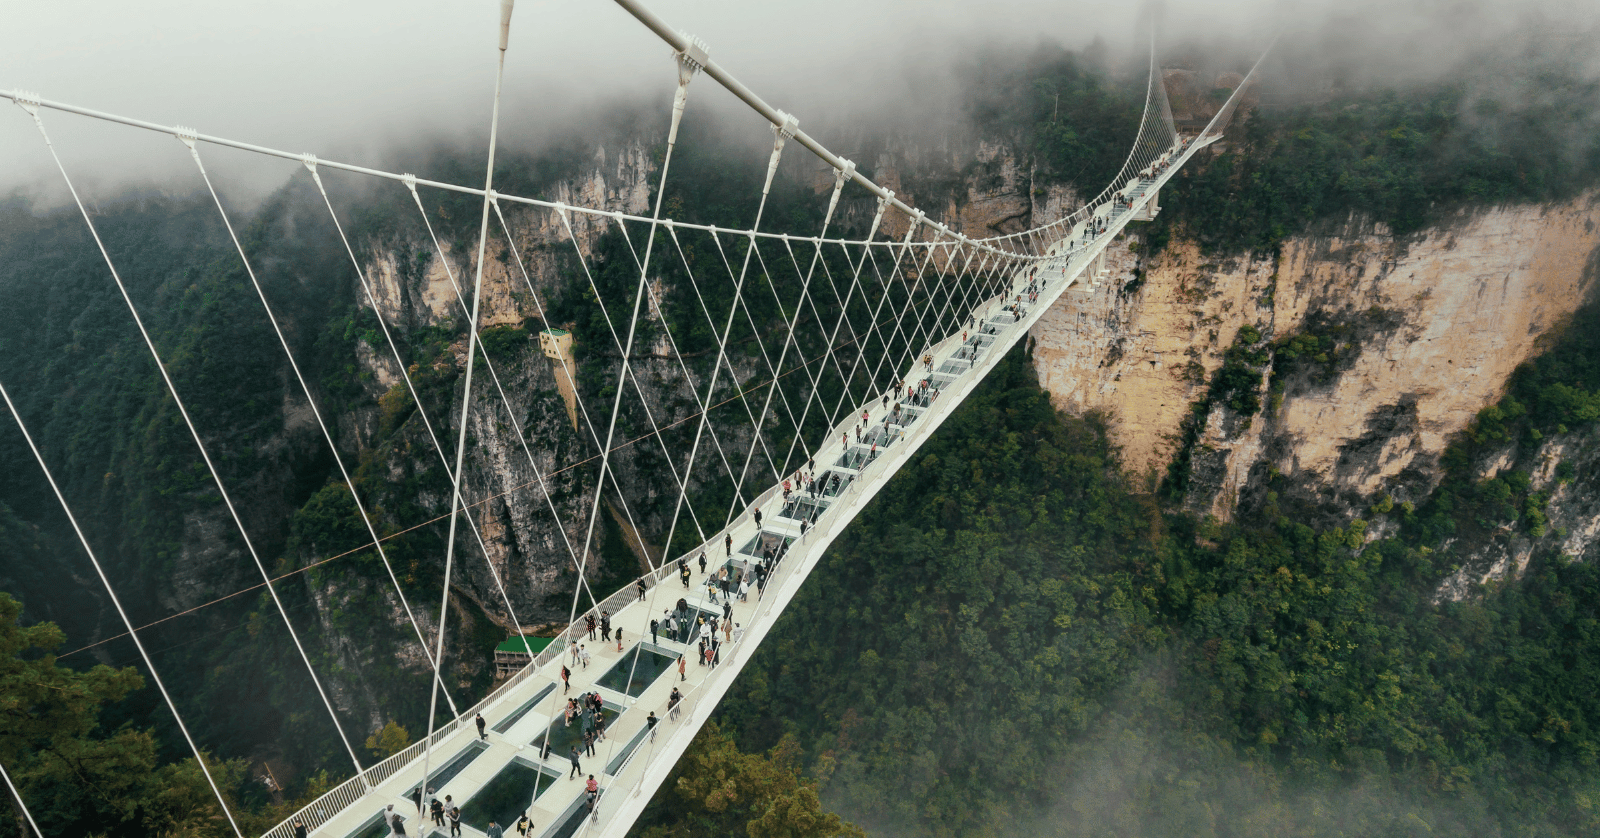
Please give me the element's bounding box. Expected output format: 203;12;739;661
487;189;500;204
173;125;199;150
773;110;799;140
300;153;319;174
402;173;418;192
674;32;710;76
835;159;856;185
12;90;40;117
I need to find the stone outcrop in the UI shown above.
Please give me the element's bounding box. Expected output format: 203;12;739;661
1029;192;1600;579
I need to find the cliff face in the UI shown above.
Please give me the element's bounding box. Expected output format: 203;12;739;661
1029;193;1600;576
335;134;1071;641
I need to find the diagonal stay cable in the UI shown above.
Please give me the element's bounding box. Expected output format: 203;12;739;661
699;229;788;490
664;224;784;498
418;0;515;796
54;307;912;662
772;229;894;474
0;381;244;836
407;182;602;642
500;200;705;571
179;136;462;720
566;39;710;649
0;757;47;838
13;98;371;788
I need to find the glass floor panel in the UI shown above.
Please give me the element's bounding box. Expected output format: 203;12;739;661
836;447;881;470
937;360;970;375
460;758;561;834
702;562;751;600
595;644;675;697
493;682;556;733
737;531;794;560
779;496;829;521
605;724;652;776
817;471;853;498
893;408;923;426
346;811;405;838
407;740;489;796
531;700;627;759
542;791;602;838
861;425;893;446
653;603;722;644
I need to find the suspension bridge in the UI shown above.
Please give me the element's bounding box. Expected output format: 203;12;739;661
1;1;1268;836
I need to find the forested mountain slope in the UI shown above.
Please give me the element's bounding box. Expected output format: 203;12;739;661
3;31;1600;838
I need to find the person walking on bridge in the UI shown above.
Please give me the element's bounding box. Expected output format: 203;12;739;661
475;712;487;740
568;746;583;779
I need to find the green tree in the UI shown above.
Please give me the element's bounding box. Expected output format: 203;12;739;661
365;721;410;760
0;593;251;837
638;722;863;838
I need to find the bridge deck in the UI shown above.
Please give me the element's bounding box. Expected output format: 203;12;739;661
280;134;1215;838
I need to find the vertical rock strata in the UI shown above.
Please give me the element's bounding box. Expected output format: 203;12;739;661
1030;195;1600;540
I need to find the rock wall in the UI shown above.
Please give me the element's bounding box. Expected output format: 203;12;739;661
1030;195;1600;524
338;134;1082;636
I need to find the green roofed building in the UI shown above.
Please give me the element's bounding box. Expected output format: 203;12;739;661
494;635;555;678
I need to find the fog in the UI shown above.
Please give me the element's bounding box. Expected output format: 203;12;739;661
0;0;1594;208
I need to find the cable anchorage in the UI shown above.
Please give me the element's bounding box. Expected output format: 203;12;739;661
11;90;40;114
674;32;710;76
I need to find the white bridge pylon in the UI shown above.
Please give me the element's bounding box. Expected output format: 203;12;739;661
0;0;1270;836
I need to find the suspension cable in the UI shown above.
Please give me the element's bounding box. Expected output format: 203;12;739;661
420;0;515;799
0;374;243;837
13;93;371;791
178;137;461;720
566;34;709;656
0;758;46;838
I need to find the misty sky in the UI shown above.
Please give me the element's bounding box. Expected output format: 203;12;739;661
0;0;1591;206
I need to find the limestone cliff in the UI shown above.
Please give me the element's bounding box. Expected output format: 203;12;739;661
1029;193;1600;576
339;133;1074;640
